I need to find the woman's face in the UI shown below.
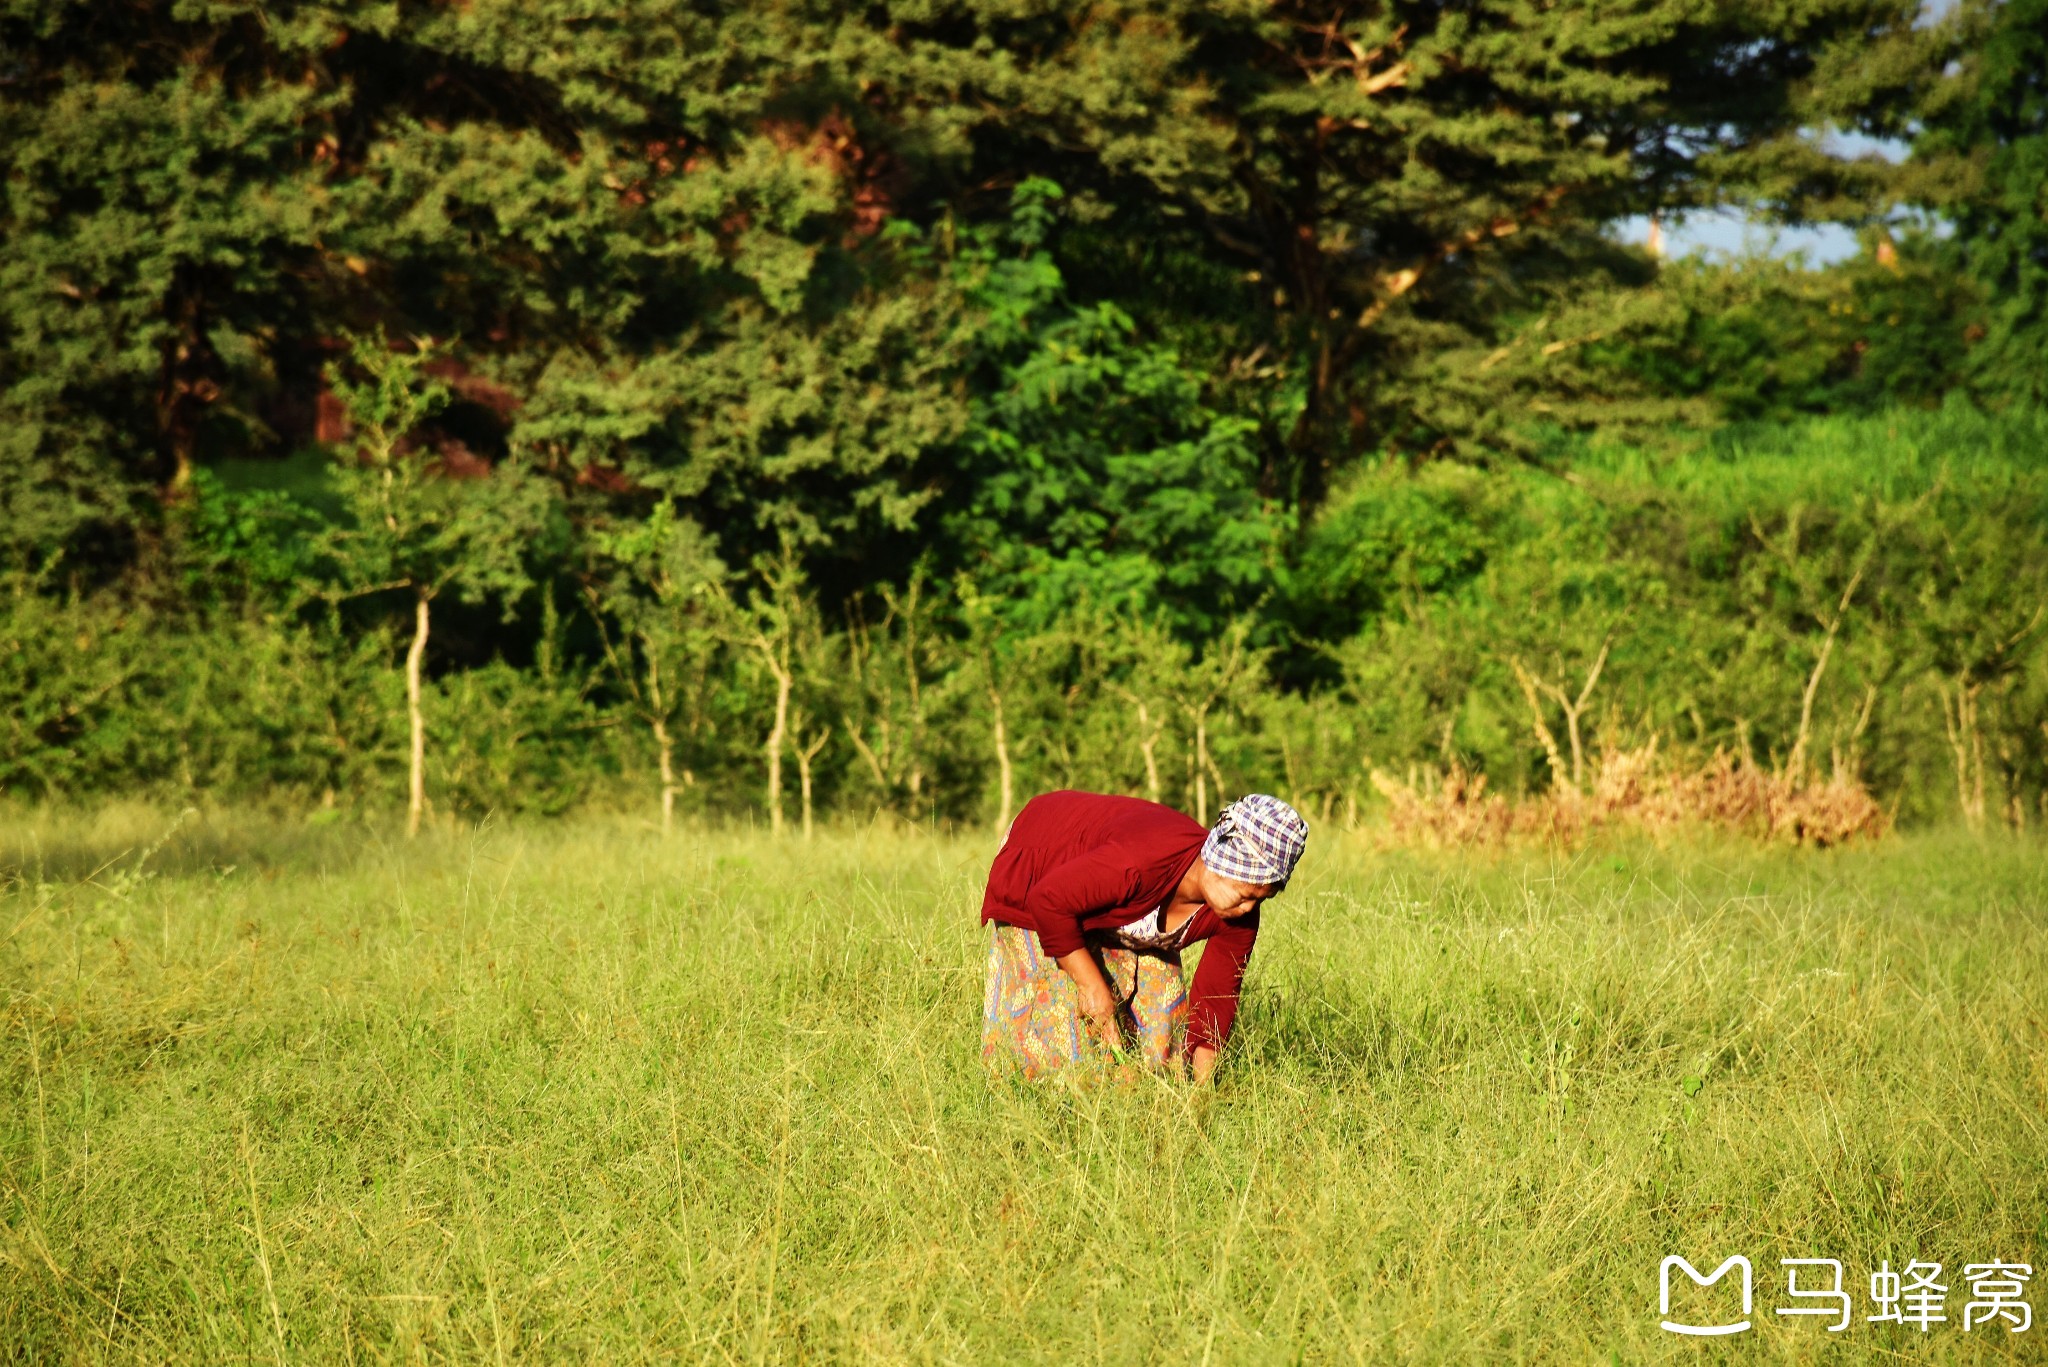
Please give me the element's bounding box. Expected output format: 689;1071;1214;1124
1200;866;1279;920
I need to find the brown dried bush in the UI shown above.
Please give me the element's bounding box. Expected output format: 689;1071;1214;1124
1368;741;1889;849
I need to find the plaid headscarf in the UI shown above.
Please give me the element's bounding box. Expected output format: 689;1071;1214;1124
1201;794;1309;886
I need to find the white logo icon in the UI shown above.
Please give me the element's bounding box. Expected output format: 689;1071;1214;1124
1661;1255;1754;1336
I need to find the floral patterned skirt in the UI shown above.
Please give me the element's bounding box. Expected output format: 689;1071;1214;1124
979;922;1188;1079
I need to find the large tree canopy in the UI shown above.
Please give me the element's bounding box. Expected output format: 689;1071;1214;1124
2;0;1960;570
892;0;1952;503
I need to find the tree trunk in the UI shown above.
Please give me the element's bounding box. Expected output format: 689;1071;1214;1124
155;274;219;502
791;717;829;841
905;584;926;802
1193;709;1210;826
1786;630;1837;791
798;744;816;840
405;589;429;839
647;646;678;836
844;721;891;793
766;663;790;837
1940;680;1986;829
1786;557;1865;790
653;715;677;836
1560;640;1610;791
1206;749;1229;813
1137;699;1160;803
1510;658;1572;795
990;681;1013;833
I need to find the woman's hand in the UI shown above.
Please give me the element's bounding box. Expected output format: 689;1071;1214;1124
1054;948;1124;1054
1189;1046;1219;1086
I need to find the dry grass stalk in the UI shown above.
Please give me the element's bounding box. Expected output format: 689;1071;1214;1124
1369;741;1888;849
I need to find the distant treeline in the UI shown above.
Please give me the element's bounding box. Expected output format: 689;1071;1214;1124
8;405;2044;832
4;1;2046;830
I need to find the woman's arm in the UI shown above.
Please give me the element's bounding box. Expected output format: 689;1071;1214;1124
1186;912;1258;1081
1023;849;1144;1056
1054;947;1122;1053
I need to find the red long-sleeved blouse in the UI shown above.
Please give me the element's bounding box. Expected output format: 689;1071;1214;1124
979;789;1258;1054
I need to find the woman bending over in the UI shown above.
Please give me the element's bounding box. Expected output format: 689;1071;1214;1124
979;789;1309;1084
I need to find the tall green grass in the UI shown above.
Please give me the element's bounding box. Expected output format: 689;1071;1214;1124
1571;400;2048;507
4;809;2043;1361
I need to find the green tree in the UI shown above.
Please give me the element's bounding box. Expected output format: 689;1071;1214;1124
839;568;949;820
1167;619;1268;826
0;6;338;562
718;536;829;838
0;0;975;578
1915;0;2048;405
1591;237;1985;422
1899;492;2048;827
325;1;979;572
938;182;1288;638
1107;616;1193;807
313;335;552;836
581;500;727;834
915;0;1957;498
954;575;1054;832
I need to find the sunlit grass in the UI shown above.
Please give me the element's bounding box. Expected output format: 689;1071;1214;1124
1570;401;2048;505
3;809;2043;1362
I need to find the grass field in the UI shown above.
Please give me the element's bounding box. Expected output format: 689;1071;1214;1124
3;807;2044;1363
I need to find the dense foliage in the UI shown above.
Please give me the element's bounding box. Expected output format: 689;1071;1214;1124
7;405;2043;832
2;0;2043;831
1916;0;2048;406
